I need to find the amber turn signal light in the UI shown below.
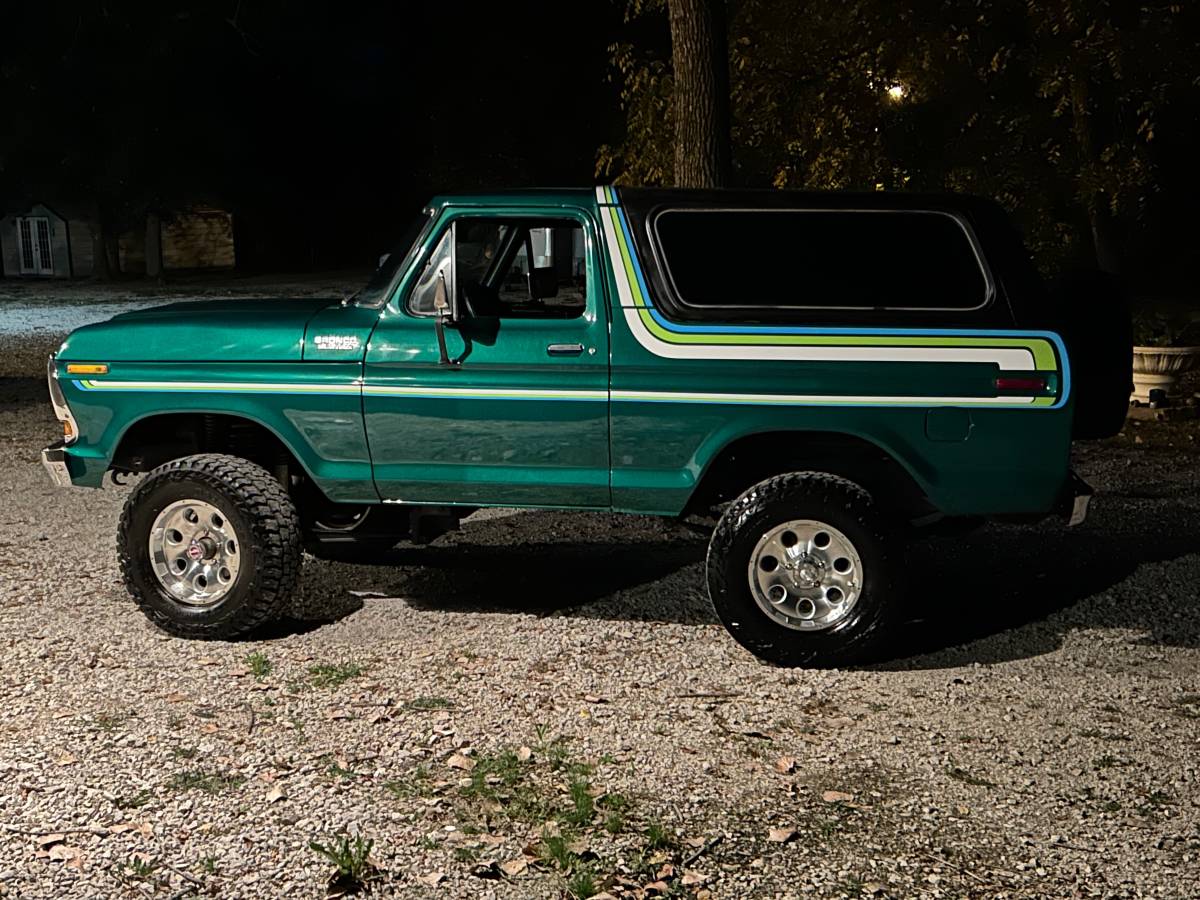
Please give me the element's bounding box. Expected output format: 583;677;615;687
65;363;109;375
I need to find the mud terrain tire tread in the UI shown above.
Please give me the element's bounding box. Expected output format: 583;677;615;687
118;453;301;639
706;471;903;668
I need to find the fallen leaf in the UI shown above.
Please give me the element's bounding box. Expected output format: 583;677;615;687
683;836;707;849
657;863;675;879
499;858;527;877
516;746;532;762
229;666;251;677
681;871;709;886
199;723;218;734
266;783;287;803
47;844;82;863
164;692;188;703
822;790;854;803
35;833;65;847
54;752;78;767
326;708;352;721
645;881;671;894
197;657;220;666
583;694;607;703
418;871;445;886
767;827;797;843
775;756;797;774
446;753;475;771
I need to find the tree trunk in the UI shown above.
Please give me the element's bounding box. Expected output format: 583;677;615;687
145;211;164;282
1088;205;1122;275
1069;78;1121;273
667;0;731;188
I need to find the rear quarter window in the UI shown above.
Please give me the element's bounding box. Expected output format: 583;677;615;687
650;208;991;313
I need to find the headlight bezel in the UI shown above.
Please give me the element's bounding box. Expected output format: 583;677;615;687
46;353;80;444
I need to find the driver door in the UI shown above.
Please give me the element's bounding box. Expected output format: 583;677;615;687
363;209;611;508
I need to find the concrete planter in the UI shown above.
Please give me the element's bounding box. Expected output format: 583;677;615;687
1131;345;1200;404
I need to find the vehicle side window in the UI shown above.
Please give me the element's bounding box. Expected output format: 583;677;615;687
459;218;586;320
407;227;454;315
652;209;989;312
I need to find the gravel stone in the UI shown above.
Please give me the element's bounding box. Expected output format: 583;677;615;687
1;284;1198;898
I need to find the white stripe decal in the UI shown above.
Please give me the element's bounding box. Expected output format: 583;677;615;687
363;386;607;401
77;378;1030;407
613;390;1035;406
597;199;1038;371
79;379;361;394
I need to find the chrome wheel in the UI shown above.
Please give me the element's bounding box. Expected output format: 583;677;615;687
747;519;863;631
148;499;241;607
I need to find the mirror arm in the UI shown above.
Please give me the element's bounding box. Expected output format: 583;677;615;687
434;313;459;367
432;269;460;367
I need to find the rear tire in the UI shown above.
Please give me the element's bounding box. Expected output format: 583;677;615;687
706;472;903;667
118;454;302;639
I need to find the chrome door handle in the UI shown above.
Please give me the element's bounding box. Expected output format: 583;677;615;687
547;342;585;356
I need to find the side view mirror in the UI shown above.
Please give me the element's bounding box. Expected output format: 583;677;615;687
528;267;559;301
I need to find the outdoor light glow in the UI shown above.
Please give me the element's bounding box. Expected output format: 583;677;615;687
887;84;906;101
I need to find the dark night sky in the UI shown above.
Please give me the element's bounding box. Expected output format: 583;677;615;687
0;1;648;270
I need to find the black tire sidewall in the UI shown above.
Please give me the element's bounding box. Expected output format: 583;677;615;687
122;474;263;630
707;475;900;667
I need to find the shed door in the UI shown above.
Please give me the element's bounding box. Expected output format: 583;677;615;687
17;217;54;275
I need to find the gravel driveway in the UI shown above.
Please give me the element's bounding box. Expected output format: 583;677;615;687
1;292;1198;898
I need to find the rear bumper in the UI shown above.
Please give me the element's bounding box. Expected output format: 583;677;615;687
41;441;73;488
1057;470;1093;527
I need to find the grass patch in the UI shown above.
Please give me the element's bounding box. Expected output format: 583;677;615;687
384;765;432;799
564;777;596;827
94;711;131;732
246;651;272;681
462;749;524;801
307;662;365;689
170;745;198;761
537;832;578;871
167;770;245;795
309;834;379;893
566;865;598;899
406;695;454;710
644;820;673;851
115;788;154;810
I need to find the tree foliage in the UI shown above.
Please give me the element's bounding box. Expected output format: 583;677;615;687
598;0;1200;274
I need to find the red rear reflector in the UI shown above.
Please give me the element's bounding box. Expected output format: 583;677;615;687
995;376;1047;393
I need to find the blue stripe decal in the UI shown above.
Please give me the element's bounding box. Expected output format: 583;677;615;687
609;197;1071;408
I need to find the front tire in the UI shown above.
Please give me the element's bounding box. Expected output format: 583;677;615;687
118;454;302;639
706;472;903;667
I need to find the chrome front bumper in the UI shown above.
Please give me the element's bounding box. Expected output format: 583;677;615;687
42;441;73;488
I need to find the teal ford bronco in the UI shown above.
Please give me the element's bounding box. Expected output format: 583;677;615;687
42;188;1131;666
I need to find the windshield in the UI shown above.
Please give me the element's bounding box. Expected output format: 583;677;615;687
353;211;435;308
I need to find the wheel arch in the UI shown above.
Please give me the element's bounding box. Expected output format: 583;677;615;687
109;410;322;492
684;428;937;521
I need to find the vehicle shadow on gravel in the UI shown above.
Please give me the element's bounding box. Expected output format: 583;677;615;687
275;498;1200;664
282;511;716;629
883;497;1200;669
370;537;712;621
